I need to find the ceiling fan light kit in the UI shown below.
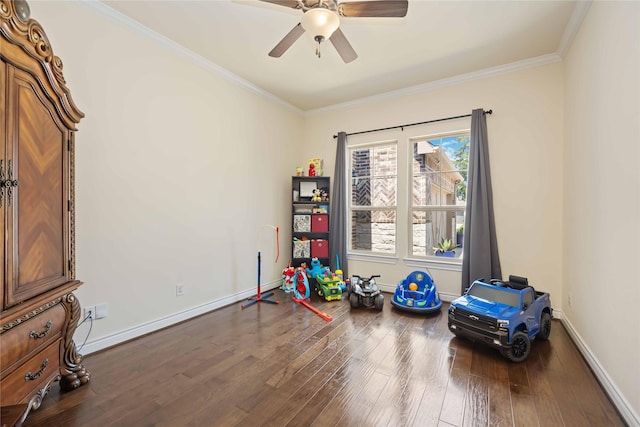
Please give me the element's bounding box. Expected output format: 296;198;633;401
301;8;340;39
301;9;339;58
263;0;408;63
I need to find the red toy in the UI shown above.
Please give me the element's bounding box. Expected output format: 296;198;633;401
308;163;316;176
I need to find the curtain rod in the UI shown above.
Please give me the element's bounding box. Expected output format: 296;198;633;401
333;109;492;139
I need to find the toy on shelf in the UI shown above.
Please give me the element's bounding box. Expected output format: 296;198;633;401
311;189;322;202
391;270;442;314
348;274;384;310
308;158;323;176
308;163;316;176
306;258;342;301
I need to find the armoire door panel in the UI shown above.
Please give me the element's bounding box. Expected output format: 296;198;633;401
5;68;69;307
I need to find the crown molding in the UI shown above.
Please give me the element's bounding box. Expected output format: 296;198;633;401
77;0;587;117
557;1;593;57
79;0;303;115
306;53;562;115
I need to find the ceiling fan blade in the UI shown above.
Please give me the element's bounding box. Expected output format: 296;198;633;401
259;0;302;9
269;23;306;58
339;0;408;18
329;28;358;63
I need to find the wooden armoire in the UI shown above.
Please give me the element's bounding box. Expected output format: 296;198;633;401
0;0;89;423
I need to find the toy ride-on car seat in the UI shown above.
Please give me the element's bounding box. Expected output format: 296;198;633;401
391;270;442;313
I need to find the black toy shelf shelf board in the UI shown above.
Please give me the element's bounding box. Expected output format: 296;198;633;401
292;176;330;268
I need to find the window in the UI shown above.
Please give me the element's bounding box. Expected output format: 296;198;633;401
411;133;469;259
347;131;469;263
348;142;397;255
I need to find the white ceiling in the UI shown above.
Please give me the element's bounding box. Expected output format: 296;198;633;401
100;0;582;112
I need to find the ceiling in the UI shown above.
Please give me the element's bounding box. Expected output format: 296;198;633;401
100;0;581;112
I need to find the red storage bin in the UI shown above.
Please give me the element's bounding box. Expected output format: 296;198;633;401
311;240;329;258
311;215;329;232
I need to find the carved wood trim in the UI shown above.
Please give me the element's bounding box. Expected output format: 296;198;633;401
69;132;76;279
1;297;62;331
59;292;90;390
18;373;61;425
0;0;84;129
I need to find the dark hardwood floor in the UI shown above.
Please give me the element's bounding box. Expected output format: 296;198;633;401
23;289;624;427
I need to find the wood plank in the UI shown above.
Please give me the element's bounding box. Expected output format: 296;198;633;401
21;297;626;427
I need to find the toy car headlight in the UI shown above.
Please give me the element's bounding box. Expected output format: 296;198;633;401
498;319;509;327
448;306;455;314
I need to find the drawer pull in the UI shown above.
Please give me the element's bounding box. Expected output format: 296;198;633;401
24;358;48;381
29;320;53;339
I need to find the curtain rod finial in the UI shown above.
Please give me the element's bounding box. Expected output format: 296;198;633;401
484;109;493;115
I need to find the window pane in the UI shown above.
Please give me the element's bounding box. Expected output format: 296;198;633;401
411;210;464;258
351;210;396;254
351;145;397;207
412;135;469;206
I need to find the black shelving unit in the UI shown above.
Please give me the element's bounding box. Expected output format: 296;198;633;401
292;176;330;268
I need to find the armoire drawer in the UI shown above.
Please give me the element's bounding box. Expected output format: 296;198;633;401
1;303;65;375
0;339;61;404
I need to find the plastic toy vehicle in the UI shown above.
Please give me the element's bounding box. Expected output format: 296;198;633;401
314;273;343;301
448;275;553;362
391;271;442;313
305;258;342;301
348;274;383;310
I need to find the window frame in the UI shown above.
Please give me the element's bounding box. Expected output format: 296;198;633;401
347;139;399;257
408;131;470;263
345;129;470;271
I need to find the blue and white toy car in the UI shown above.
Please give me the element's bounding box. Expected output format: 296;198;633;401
448;275;553;362
391;271;442;314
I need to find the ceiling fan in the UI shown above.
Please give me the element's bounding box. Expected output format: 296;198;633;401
261;0;408;63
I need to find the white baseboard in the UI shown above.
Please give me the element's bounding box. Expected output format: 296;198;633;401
560;316;639;427
77;284;638;426
78;280;282;355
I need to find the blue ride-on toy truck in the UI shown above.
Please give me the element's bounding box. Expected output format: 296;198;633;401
448;275;553;362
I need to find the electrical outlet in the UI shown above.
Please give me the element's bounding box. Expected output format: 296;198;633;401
95;303;108;319
84;305;96;321
176;283;185;296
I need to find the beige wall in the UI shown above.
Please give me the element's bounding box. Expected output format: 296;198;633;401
302;63;565;300
563;1;639;420
26;1;639;422
30;2;303;341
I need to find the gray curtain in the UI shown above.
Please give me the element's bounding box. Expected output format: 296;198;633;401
461;109;501;292
329;132;348;278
